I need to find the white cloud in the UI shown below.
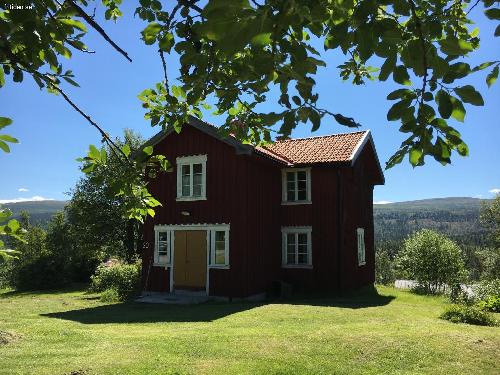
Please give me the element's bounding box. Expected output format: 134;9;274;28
489;188;500;195
374;200;392;205
18;188;29;192
0;196;54;204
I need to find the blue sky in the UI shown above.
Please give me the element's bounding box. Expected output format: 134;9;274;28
1;3;499;204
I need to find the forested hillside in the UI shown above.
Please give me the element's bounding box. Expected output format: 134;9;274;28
1;197;489;247
374;197;489;247
1;200;67;225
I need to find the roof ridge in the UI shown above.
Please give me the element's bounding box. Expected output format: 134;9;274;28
274;130;369;143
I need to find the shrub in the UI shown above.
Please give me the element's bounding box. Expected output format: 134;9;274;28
99;288;121;303
395;229;466;294
440;304;497;326
477;295;500;313
15;255;70;290
473;278;500;301
375;250;396;285
90;261;141;300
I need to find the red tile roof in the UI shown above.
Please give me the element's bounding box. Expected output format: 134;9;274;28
256;131;368;165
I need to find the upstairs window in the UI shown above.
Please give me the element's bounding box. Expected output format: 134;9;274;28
281;227;312;268
176;155;207;201
357;228;366;266
282;168;311;204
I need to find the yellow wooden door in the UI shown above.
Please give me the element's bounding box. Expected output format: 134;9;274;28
173;231;207;290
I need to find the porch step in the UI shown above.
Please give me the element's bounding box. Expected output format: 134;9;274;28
173;289;207;297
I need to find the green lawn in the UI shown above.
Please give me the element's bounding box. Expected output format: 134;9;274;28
0;286;498;375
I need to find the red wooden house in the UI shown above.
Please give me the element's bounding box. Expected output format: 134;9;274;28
141;116;384;298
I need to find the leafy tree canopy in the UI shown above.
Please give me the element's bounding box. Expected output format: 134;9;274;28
1;0;499;222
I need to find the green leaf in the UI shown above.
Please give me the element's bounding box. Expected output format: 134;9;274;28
142;22;162;45
0;117;13;129
436;90;453;119
409;148;422;166
7;219;20;232
486;66;499;87
485;8;500;20
62;76;80;87
0;140;10;153
0;66;4;87
121;144;131;157
333;114;360;128
59;19;87;32
379;54;396;82
393;66;411;86
454;85;484;106
495;25;500;37
387;99;412;121
159;32;175;52
439;37;474;56
387;89;414;100
89;144;101;160
449;96;466;122
143;146;153;156
251;33;272;46
457;141;469;156
0;134;19;143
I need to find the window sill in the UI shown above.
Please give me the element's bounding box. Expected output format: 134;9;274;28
153;263;171;268
358;262;366;267
282;264;313;269
281;201;312;206
209;265;230;270
176;196;207;202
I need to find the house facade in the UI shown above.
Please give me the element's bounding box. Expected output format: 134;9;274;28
141;116;384;298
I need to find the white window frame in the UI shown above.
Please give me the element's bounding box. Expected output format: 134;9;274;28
208;226;230;269
281;226;312;268
281;168;312;205
154;229;173;266
176;154;207;201
357;228;366;266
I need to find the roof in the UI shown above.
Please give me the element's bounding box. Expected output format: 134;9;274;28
141;116;384;183
256;131;368;164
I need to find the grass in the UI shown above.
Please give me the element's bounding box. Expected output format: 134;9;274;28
0;286;498;375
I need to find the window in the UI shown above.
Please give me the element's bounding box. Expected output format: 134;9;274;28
154;230;172;265
281;227;312;267
357;228;366;266
209;228;229;268
282;168;311;204
176;155;207;201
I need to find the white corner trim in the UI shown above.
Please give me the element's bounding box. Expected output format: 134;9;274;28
349;130;371;166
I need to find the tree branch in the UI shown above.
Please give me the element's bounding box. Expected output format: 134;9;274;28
408;0;428;121
64;0;132;62
159;49;170;94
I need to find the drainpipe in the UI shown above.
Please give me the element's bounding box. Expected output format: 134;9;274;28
336;168;343;291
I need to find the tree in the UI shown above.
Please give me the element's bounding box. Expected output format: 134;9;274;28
1;0;499;222
396;229;465;293
67;129;147;262
480;194;500;247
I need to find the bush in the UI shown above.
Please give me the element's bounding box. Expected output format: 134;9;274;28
396;229;466;294
90;261;141;300
477;295;500;313
440;304;497;326
99;288;121;303
473;278;500;301
15;255;70;290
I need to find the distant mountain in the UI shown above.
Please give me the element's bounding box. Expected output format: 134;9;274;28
1;200;67;225
374;197;490;247
0;197;490;246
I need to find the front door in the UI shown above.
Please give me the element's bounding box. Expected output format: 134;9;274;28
173;231;207;291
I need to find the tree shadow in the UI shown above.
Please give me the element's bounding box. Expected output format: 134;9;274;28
41;301;263;324
41;286;395;324
284;285;396;309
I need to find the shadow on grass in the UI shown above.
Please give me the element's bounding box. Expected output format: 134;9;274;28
286;285;396;309
42;301;263;324
0;283;89;299
40;286;395;324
